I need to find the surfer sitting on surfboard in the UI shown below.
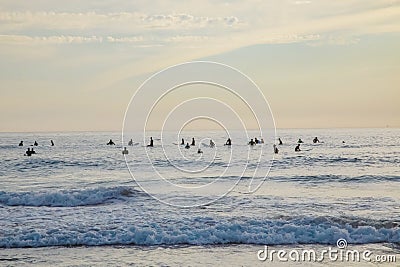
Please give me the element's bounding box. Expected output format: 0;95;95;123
147;137;154;147
25;148;32;156
295;144;301;152
210;140;215;147
107;139;115;145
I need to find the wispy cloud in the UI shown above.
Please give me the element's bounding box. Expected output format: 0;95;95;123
0;11;244;48
293;1;312;5
0;34;103;44
0;11;240;32
106;36;144;43
307;35;360;46
1;1;399;81
1;1;399;48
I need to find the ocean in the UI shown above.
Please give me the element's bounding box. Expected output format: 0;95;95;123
0;128;399;266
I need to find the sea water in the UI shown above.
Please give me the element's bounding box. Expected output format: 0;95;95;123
0;128;399;266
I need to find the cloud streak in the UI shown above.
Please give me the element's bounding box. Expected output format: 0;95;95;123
0;34;103;44
0;11;240;32
0;2;399;49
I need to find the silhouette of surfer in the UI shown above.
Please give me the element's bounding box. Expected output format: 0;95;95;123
273;144;279;154
34;141;38;146
225;138;231;146
313;137;320;143
209;140;215;147
191;138;195;146
185;143;190;149
298;138;303;144
249;139;255;146
295;144;301;152
122;147;129;155
181;138;185;145
147;137;154;147
197;148;203;154
128;139;133;146
19;141;23;146
107;139;115;145
278;138;283;145
51;140;54;146
25;148;32;156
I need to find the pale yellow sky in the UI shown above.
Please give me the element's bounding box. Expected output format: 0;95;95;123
0;0;399;132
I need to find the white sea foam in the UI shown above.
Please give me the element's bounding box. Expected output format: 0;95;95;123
0;216;399;248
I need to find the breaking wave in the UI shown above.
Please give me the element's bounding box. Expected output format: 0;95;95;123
0;186;138;207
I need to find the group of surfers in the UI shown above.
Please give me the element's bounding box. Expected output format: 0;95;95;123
20;136;323;156
120;136;321;155
19;140;55;156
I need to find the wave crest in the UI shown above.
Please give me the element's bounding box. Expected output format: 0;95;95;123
0;186;137;207
0;216;399;248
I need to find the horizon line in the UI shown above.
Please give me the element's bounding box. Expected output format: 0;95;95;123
0;126;398;134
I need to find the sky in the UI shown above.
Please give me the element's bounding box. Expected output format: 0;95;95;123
0;0;399;132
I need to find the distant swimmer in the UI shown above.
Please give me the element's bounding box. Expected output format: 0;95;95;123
295;144;301;152
34;141;38;146
249;139;256;146
31;148;36;154
128;139;133;146
278;138;283;145
25;148;32;156
255;138;259;144
225;138;232;146
19;141;23;146
298;138;303;144
313;137;320;143
122;147;129;155
51;140;54;146
210;140;215;147
197;148;203;154
191;138;195;146
147;137;154;147
107;139;115;145
185;143;190;149
342;141;346;144
181;138;185;145
273;144;279;154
